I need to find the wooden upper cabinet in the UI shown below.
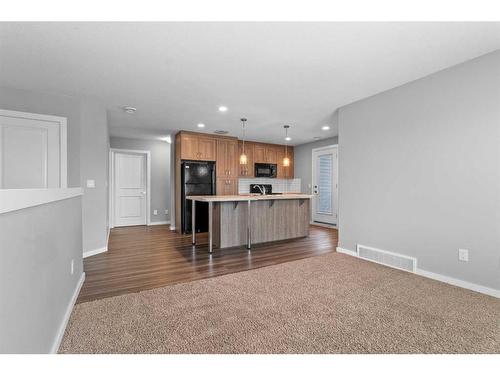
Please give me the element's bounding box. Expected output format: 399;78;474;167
277;145;294;179
180;135;199;160
253;143;279;164
216;139;238;177
265;146;278;164
179;133;216;161
198;137;217;160
253;144;266;163
238;141;254;177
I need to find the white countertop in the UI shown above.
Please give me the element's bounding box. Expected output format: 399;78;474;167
186;193;313;202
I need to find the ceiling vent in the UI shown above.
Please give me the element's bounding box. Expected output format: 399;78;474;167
214;130;229;135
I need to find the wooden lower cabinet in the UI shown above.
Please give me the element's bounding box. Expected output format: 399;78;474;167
216;177;238;195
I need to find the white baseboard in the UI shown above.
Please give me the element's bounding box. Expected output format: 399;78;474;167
415;268;499;299
336;246;357;257
83;246;107;258
149;220;170;226
50;272;85;354
336;247;499;299
169;225;176;231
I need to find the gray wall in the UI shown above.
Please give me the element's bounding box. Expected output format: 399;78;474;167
0;86;110;254
110;137;171;223
0;197;83;353
294;136;339;194
0;86;81;187
80;99;109;252
338;50;500;290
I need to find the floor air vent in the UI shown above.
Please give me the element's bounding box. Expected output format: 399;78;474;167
356;244;417;273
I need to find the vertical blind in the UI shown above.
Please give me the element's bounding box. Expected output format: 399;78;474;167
318;154;333;214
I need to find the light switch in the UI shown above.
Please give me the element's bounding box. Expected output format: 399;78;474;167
86;179;95;188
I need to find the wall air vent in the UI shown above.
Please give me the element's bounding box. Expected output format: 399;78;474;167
356;244;417;273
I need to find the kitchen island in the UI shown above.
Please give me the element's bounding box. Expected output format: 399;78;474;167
187;194;312;253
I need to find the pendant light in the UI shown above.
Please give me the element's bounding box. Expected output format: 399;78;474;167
239;118;248;165
283;125;290;167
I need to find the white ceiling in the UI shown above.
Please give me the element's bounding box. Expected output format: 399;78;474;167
1;22;499;145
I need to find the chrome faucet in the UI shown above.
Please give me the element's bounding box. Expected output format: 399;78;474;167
256;184;266;195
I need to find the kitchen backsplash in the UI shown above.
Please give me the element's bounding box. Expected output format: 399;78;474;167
238;178;301;194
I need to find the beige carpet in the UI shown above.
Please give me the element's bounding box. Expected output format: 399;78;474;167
59;253;500;354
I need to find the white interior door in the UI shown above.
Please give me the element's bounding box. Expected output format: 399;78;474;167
312;146;338;225
0;111;65;188
114;152;147;227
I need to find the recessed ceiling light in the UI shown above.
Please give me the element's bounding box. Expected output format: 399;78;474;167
197;123;205;128
313;136;321;140
321;125;330;131
285;136;292;142
214;130;229;135
122;106;137;114
218;106;228;112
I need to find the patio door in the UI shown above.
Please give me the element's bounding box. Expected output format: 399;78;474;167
311;145;338;225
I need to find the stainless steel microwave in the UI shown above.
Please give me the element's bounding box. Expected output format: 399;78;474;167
254;163;277;178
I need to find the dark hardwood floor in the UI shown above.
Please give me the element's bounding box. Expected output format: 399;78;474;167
77;224;338;303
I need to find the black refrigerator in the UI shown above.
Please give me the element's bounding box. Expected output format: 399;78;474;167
181;161;216;234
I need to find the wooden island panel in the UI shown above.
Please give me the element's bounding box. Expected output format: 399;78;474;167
213;198;310;249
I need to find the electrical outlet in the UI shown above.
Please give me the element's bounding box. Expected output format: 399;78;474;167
165;209;168;215
153;209;158;215
70;259;74;275
86;179;95;188
458;248;469;262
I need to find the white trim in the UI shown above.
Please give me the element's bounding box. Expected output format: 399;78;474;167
149;220;170;226
415;269;500;299
50;272;85;354
336;246;499;298
83;246;107;258
169;225;176;231
0;188;83;214
336;246;358;257
109;148;151;228
311;144;339;153
0;109;68;188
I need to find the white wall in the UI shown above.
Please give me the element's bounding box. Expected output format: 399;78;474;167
110;137;171;223
338;50;500;290
0;195;83;353
80;99;110;254
0;86;81;187
294;136;339;194
0;86;110;255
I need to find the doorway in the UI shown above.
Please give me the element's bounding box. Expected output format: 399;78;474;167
110;149;151;228
311;145;338;226
0;109;67;189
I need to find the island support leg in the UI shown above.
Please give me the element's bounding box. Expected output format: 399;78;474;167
191;200;196;245
208;201;213;253
246;200;251;249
